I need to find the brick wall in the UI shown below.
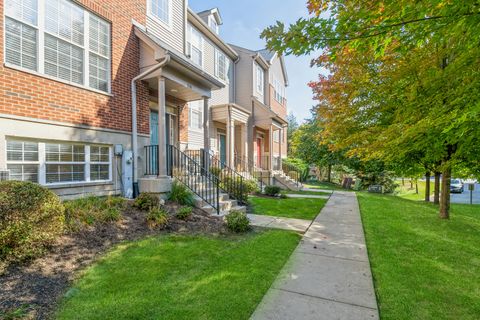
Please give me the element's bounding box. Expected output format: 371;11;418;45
179;103;189;143
0;0;151;135
269;85;287;121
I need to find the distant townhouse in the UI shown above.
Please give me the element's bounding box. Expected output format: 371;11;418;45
0;0;297;212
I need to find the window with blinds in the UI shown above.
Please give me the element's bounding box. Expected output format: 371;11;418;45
6;140;39;183
90;146;110;181
215;49;228;81
4;0;111;93
189;101;203;130
150;0;170;25
187;25;203;67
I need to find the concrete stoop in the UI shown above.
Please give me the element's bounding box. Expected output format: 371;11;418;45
195;192;246;216
273;172;303;191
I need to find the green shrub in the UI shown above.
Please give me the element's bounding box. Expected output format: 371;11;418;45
221;176;259;202
209;167;222;177
264;185;281;197
64;195;125;229
168;181;195;206
283;158;309;182
147;207;168;229
279;193;288;199
133;192;159;211
176;206;193;220
0;181;65;266
225;210;250;233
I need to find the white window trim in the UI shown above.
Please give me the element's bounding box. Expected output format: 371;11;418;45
5;139;112;186
255;63;264;96
5;140;40;183
187;24;204;68
147;0;173;31
214;48;228;83
188;101;203;132
208;15;219;34
3;0;112;95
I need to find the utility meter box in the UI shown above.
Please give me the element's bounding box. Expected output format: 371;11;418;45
122;150;133;198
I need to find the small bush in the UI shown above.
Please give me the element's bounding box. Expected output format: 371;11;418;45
209;167;222;177
0;181;65;266
225;210;250;233
221;177;259;202
169;181;195;206
176;206;193;220
264;185;281;197
279;193;288;199
147;207;168;229
64;195;125;230
133;193;159;211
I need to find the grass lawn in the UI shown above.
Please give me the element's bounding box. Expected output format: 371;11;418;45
56;230;300;320
283;190;332;196
303;181;344;191
249;196;326;220
395;179;430;201
358;192;480;319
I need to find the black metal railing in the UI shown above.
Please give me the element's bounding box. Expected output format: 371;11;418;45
145;145;159;176
144;145;220;214
282;161;301;187
166;145;220;214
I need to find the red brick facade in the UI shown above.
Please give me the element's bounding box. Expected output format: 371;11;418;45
0;0;151;135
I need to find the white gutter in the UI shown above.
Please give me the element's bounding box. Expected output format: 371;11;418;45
131;56;170;184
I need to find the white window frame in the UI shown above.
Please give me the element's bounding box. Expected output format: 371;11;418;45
188;101;203;132
147;0;172;29
208;15;219;34
214;48;228;82
5;139;112;186
3;0;112;95
6;140;40;183
89;145;112;182
255;63;264;95
273;130;280;143
187;24;203;68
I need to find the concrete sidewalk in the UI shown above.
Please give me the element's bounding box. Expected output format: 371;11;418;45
251;192;379;320
248;214;312;233
286;194;330;200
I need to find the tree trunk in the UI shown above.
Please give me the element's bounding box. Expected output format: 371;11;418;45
425;172;431;202
410;179;413;189
439;166;451;219
402;177;405;186
327;164;332;182
415;179;419;194
434;172;441;204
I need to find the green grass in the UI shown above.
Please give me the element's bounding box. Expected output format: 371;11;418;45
303;180;344;191
56;230;301;320
358;192;480;319
283;190;332;196
249;196;326;220
395;179;430;201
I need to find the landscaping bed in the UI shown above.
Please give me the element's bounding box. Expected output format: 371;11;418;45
0;200;226;320
358;193;480;319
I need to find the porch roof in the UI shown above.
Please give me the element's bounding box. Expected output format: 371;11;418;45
252;97;288;129
133;22;224;92
211;103;250;124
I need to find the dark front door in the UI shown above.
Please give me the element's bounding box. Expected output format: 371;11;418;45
219;134;227;166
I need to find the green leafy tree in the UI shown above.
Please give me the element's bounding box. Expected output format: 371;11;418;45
262;0;480;219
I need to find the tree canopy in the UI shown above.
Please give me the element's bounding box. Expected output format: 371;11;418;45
262;0;480;218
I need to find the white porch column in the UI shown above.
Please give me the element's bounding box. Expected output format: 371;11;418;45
226;106;235;167
203;96;210;155
242;123;248;168
158;77;167;177
269;124;274;171
278;127;283;170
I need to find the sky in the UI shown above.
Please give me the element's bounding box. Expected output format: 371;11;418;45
189;0;323;123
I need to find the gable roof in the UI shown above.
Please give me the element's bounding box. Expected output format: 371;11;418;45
196;7;223;25
257;49;289;86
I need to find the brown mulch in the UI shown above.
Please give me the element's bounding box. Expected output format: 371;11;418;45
0;202;227;320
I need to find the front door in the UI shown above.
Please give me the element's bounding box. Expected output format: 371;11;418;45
256;138;262;168
219;134;227;166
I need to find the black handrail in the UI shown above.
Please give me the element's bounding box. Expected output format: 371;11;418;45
144;145;220;214
282;161;301;187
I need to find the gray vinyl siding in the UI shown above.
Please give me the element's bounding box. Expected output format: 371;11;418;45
232;48;254;111
146;0;186;53
270;57;286;87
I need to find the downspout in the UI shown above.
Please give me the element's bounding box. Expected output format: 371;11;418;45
131;56;170;185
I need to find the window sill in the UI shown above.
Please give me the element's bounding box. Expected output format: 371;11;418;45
147;13;173;32
46;180;113;189
4;63;113;97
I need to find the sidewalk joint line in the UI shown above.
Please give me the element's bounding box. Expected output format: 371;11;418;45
295;250;369;263
273;287;378;311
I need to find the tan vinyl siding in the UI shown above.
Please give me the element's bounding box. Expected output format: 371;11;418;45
146;0;185;53
233;48;254;111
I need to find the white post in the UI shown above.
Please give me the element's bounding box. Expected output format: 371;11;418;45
226;106;235;167
278;127;282;170
203;97;210;155
269;124;274;171
158;77;167;177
